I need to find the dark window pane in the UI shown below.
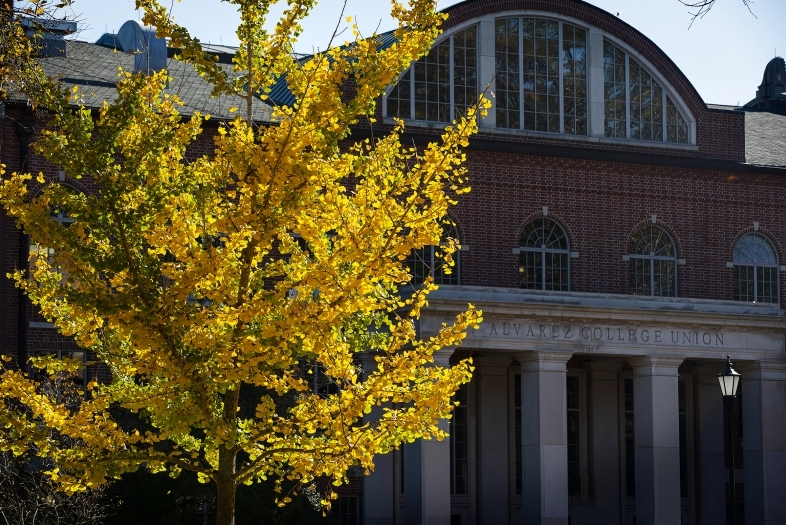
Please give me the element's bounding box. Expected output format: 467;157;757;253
624;378;636;498
679;380;689;499
604;41;627;138
496;19;521;129
450;383;469;495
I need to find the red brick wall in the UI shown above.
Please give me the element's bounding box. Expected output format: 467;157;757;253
697;109;746;161
453;149;786;305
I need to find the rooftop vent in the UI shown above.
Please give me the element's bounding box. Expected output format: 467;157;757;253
116;20;167;75
21;17;77;58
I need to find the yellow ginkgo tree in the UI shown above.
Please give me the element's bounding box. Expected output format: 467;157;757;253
0;1;487;524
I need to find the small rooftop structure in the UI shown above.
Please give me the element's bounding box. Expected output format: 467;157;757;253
21;17;77;58
115;20;167;75
744;56;786;115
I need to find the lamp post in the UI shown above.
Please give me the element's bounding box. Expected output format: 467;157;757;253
718;355;741;525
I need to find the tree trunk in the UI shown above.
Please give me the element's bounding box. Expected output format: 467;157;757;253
214;457;236;525
214;387;240;525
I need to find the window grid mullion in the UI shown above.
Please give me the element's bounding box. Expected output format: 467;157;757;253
558;21;564;134
650;258;655;296
662;89;667;143
449;35;455;123
753;266;758;302
630;255;676;261
410;63;415;121
456;242;461;286
519;17;525;131
522;248;570;255
625;54;631;139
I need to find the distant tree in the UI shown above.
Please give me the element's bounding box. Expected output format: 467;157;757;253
0;0;79;105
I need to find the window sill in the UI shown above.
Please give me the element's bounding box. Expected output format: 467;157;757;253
382;117;699;151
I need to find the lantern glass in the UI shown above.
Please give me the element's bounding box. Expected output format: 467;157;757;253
718;356;741;397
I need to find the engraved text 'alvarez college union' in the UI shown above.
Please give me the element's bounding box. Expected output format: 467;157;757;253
484;322;725;347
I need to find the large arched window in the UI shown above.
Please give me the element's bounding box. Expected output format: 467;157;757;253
495;18;588;135
408;224;461;285
629;225;677;297
604;41;689;143
519;218;569;291
732;233;779;303
386;26;478;123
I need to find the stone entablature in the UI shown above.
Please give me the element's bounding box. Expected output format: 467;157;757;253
419;286;786;362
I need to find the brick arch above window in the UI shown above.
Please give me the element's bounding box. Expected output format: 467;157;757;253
625;217;684;259
515;210;577;252
441;0;707;119
729;226;785;266
28;177;90;199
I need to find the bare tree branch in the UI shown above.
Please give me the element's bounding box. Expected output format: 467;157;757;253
679;0;757;28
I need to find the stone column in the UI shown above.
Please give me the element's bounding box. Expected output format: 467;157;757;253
361;353;396;525
695;366;726;525
404;350;453;525
589;361;622;524
740;361;786;525
477;355;511;525
518;351;573;525
629;356;683;525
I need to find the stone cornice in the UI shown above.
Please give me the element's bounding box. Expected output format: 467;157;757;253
422;286;786;332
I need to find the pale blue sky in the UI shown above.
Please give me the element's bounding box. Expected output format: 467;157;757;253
52;0;784;105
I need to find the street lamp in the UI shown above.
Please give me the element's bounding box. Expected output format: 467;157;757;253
718;355;741;525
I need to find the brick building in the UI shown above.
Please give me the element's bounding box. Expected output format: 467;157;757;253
2;1;786;524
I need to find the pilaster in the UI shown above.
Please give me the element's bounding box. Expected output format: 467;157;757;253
360;353;395;525
629;356;683;525
587;27;605;138
588;361;623;524
518;351;573;525
478;18;496;129
739;360;786;525
695;365;727;525
477;355;513;525
403;349;455;525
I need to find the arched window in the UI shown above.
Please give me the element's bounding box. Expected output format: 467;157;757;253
408;224;461;285
604;41;689;144
519;218;569;291
629;225;677;297
50;204;75;227
48;183;79;227
495;18;588;135
732;233;779;303
386;26;478;123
